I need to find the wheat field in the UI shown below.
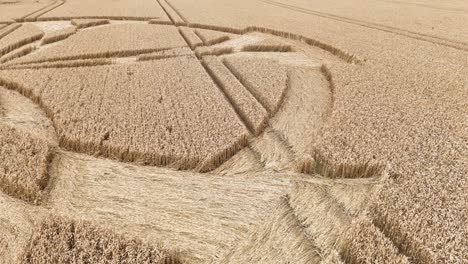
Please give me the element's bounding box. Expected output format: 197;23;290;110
0;0;466;263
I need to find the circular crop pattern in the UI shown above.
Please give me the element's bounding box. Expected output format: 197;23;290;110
0;21;329;172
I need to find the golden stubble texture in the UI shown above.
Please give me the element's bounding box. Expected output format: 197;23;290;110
8;23;187;64
23;216;181;264
0;123;52;203
0;56;252;171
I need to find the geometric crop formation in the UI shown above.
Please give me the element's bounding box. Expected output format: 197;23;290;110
0;0;466;263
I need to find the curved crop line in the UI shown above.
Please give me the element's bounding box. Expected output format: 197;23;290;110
0;31;44;58
0;44;36;64
7;19;361;64
5;46;188;66
187;23;361;64
319;64;335;117
0;69;250;172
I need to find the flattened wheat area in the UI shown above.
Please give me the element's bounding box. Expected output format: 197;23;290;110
0;0;466;263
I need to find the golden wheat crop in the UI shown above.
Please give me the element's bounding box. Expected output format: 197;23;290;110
1;58;112;70
0;24;43;57
39;0;170;21
137;47;192;61
0;0;466;262
9;24;187;64
156;0;186;25
0;123;52;203
223;56;289;114
241;38;292;52
0;56;250;171
0;44;35;63
0;0;54;21
23;216;180;264
40;25;76;45
194;28;232;45
219;197;321;264
70;18;109;29
0;23;21;39
202;55;268;135
194;46;233;58
268;67;331;158
342;216;409;264
179;27;203;49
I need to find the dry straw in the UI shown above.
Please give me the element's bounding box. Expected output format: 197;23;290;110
41;26;77;45
202;55;269;135
0;56;250;172
0;44;36;63
219;197;322;264
298;152;384;179
8;23;187;65
341;216;410;264
194;28;231;46
0;23;21;40
223;56;289;115
187;23;360;63
1;58;113;70
0;24;43;57
20;1;65;21
71;18;109;29
194;46;233;58
156;0;186;25
23;216;181;264
0;124;53;203
241;38;293;52
137;47;192;61
178;27;203;50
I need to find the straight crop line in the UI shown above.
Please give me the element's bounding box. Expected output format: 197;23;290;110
30;16;153;22
20;0;62;20
187;23;360;63
201;61;254;135
376;0;467;13
221;58;271;115
34;1;66;19
155;0;175;25
0;23;21;41
174;25;253;133
163;0;188;24
259;0;468;52
193;30;208;46
371;216;425;263
6;46;186;66
137;53;190;62
193;29;230;46
5;17;360;64
18;1;66;21
0;59;112;70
